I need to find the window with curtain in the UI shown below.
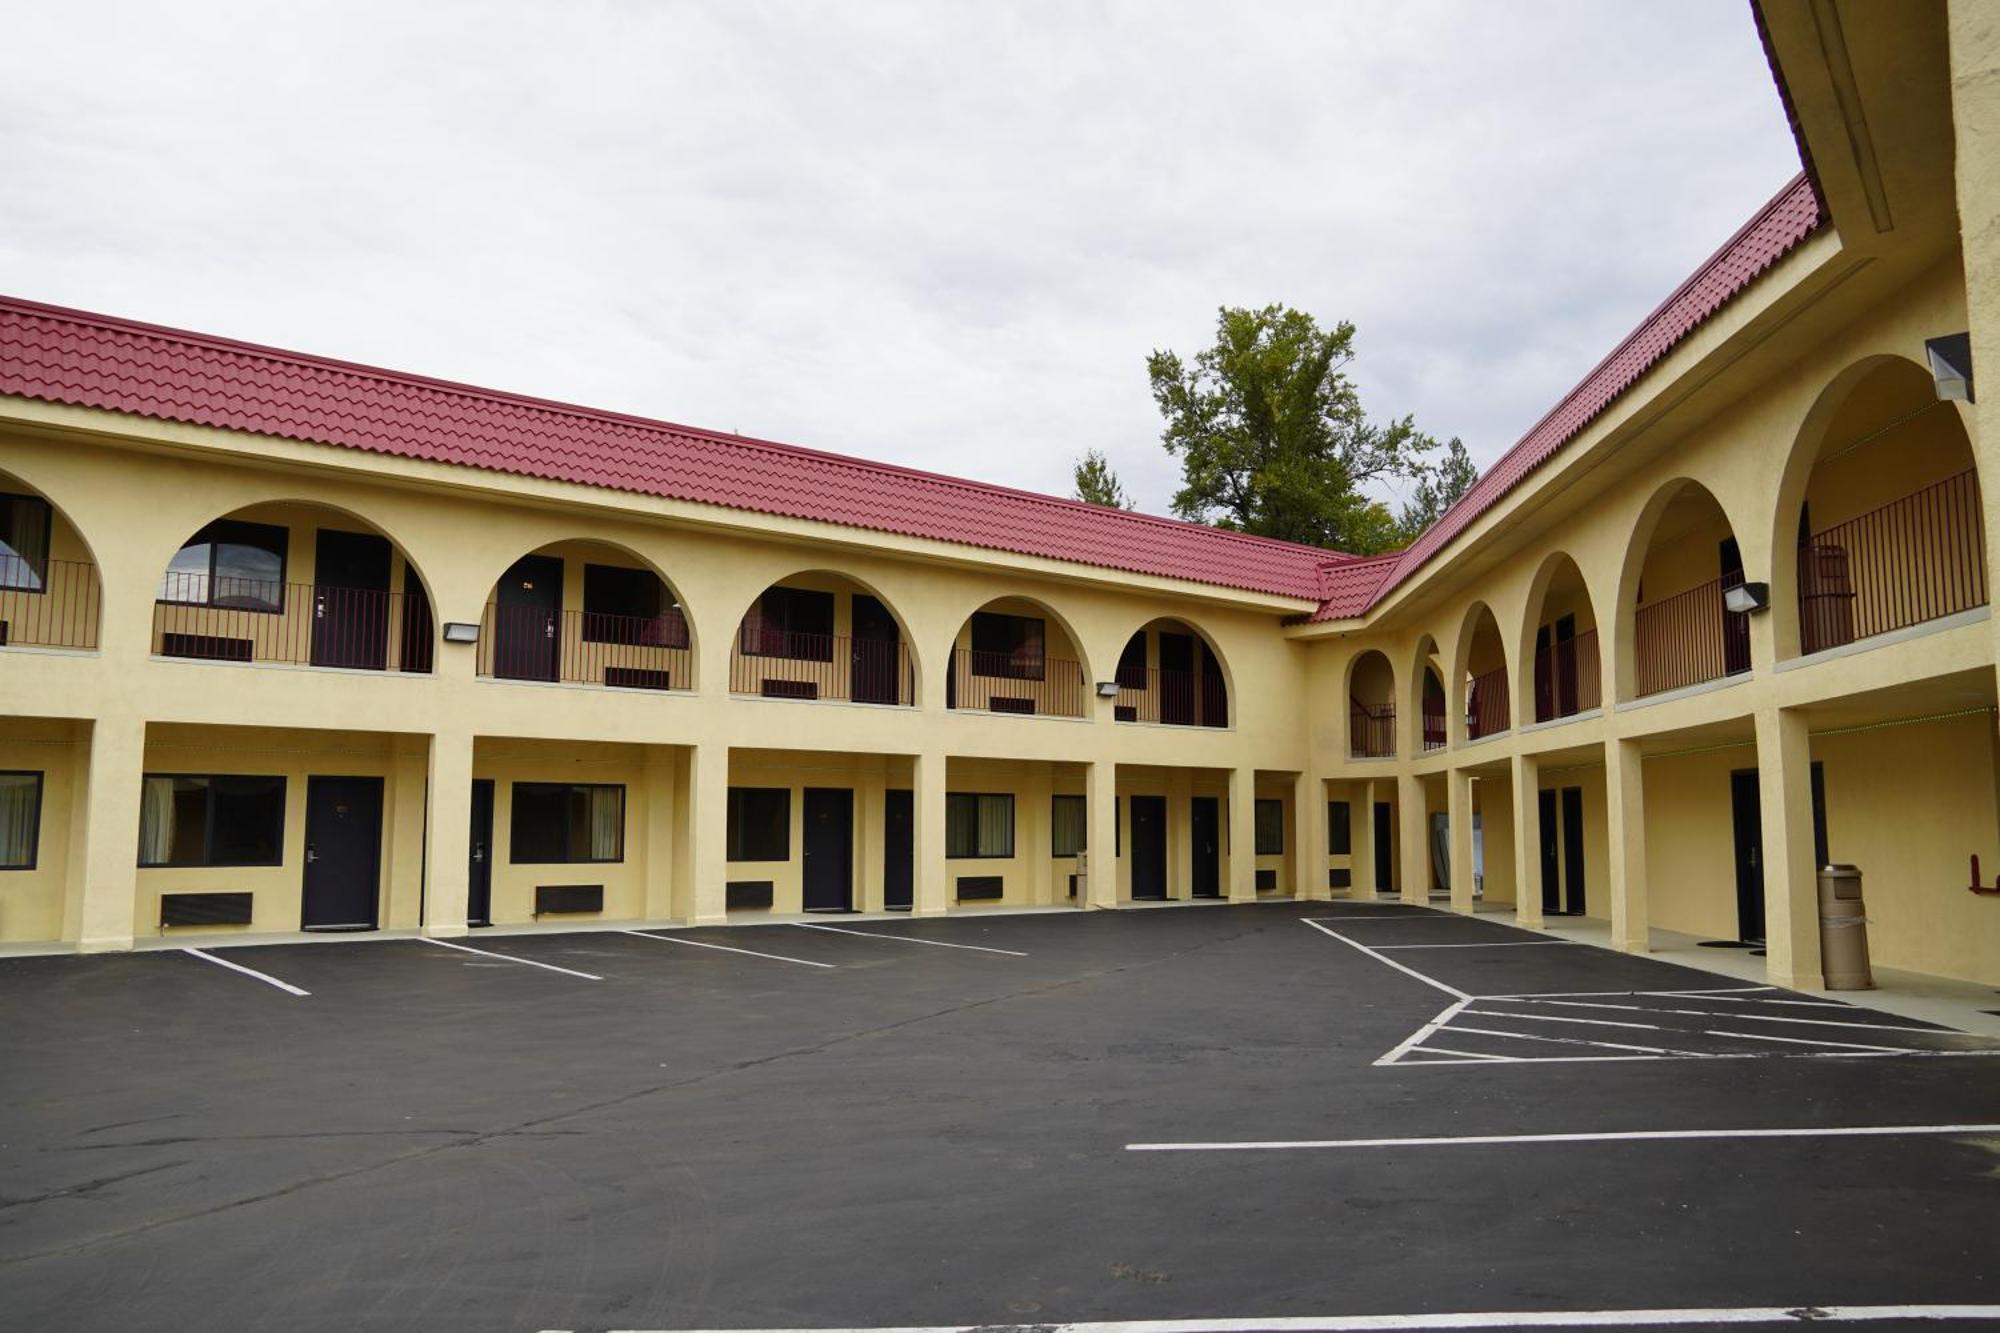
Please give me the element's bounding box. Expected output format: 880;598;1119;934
137;774;287;867
1327;800;1351;855
0;493;51;592
726;787;791;860
582;563;687;646
1049;795;1086;857
157;519;288;612
509;783;624;863
969;612;1045;680
1255;799;1285;855
0;772;43;869
739;586;835;661
946;792;1014;858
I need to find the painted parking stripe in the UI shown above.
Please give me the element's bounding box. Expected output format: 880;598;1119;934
1501;997;1950;1033
182;947;310;997
1372;941;1577;950
1302;918;1469;1001
1443;1024;1699;1057
605;1301;2000;1329
1125;1122;2000;1152
622;930;834;969
793;922;1028;956
422;936;602;980
1702;1028;1911;1054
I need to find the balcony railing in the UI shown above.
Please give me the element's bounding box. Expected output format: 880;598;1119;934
1113;667;1227;727
1350;701;1396;758
1799;468;1987;656
1532;627;1601;722
1421;693;1447;751
1633;577;1749;697
947;649;1086;717
154;572;433;672
729;630;912;705
0;556;100;650
481;602;691;690
1465;665;1510;740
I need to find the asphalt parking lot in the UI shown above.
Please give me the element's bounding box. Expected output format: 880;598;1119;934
2;902;1997;1332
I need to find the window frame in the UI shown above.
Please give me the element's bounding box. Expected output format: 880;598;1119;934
1049;794;1086;857
1254;798;1285;856
740;586;836;662
726;786;792;862
0;770;44;870
508;782;626;865
0;492;53;594
968;611;1046;681
137;772;288;868
156;519;290;614
1327;800;1352;855
946;791;1016;859
582;563;687;647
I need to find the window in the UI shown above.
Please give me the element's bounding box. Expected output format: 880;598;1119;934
0;772;43;869
0;493;51;592
138;774;286;867
969;612;1044;680
947;792;1014;858
727;787;791;861
1116;632;1148;687
158;520;288;612
582;564;688;647
1328;800;1351;855
740;586;834;661
509;783;624;863
1050;795;1086;857
1255;799;1284;855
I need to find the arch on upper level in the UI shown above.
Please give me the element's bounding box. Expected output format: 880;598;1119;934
728;569;917;706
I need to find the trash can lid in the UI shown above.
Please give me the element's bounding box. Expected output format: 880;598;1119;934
1820;863;1861;874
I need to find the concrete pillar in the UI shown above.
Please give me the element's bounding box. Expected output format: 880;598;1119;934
1167;767;1192;900
1352;781;1379;896
1511;752;1544;929
1755;707;1823;990
73;714;145;952
914;751;948;916
642;747;678;921
421;729;474;936
1025;763;1053;905
383;742;429;930
1447;768;1475;914
1605;737;1649;953
1227;767;1257;902
1085;759;1118;908
1397;772;1429;905
1295;772;1328;900
683;741;730;924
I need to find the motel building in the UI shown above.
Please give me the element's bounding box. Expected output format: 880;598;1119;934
0;2;1997;1003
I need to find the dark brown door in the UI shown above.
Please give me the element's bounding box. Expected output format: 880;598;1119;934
1560;786;1586;915
802;787;854;912
884;788;913;910
850;594;900;705
1159;633;1195;725
1190;796;1220;898
302;776;383;931
312;529;392;670
495;553;562;681
1130;795;1168;899
468;779;494;927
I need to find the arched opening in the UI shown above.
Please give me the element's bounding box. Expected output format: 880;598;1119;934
730;571;913;705
1624;481;1749;699
1413;635;1447;752
153;501;434;672
1781;358;1984;658
0;470;101;651
1522;553;1601;722
1456;604;1510;741
481;540;691;690
1347;649;1396;758
945;597;1090;718
1112;618;1228;728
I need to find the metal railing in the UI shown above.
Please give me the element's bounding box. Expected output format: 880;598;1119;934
154;572;433;672
729;630;913;704
0;556;100;649
1633;577;1748;697
1350;700;1396;758
947;649;1086;717
1465;665;1510;739
1421;693;1447;750
1113;667;1227;727
1798;468;1987;656
1532;627;1600;722
482;602;692;690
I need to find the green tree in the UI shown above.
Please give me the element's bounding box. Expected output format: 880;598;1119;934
1071;448;1134;509
1394;435;1478;543
1146;304;1436;553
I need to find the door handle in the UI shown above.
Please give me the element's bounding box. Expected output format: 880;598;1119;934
306;845;318;863
473;845;485;864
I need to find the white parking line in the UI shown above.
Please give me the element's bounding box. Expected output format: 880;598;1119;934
793;922;1028;956
622;930;834;968
1125;1123;2000;1152
182;947;310;997
1302;918;1469;1001
1703;1029;1910;1054
422;936;603;980
1502;997;1946;1033
1373;941;1576;950
1461;1009;1667;1032
1444;1024;1698;1057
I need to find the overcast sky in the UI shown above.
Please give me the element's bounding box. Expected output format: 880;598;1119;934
0;1;1803;518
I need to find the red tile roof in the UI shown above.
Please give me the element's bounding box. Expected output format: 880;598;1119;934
0;296;1345;602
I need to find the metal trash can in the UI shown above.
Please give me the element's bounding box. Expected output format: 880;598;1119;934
1816;864;1873;991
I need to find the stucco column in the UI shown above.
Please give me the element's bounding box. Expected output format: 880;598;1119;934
421;729;474;937
1352;782;1379;896
914;751;948;916
1447;768;1475;914
683;741;730;925
1755;707;1823;990
1605;737;1649;954
72;714;145;952
1397;772;1429;904
641;747;678;922
1084;759;1117;908
1511;753;1544;929
1295;772;1328;901
1227;767;1257;902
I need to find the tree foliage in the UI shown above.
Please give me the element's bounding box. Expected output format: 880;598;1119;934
1394;435;1478;543
1071;448;1134;509
1147;304;1439;553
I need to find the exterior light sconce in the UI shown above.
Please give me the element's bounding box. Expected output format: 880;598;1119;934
1723;582;1770;615
442;621;481;644
1095;680;1121;699
1926;332;1974;403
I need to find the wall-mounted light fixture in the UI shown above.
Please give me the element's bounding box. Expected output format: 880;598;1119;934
1723;582;1770;615
442;622;481;644
1095;680;1121;699
1926;332;1974;403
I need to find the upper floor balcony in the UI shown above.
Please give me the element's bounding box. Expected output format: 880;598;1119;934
945;601;1086;718
728;576;913;705
1112;619;1228;728
480;544;690;691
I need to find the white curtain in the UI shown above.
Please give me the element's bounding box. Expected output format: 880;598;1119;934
978;794;1014;858
1429;811;1450;894
0;496;48;590
588;786;623;861
0;774;38;866
138;776;177;865
1051;796;1085;857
